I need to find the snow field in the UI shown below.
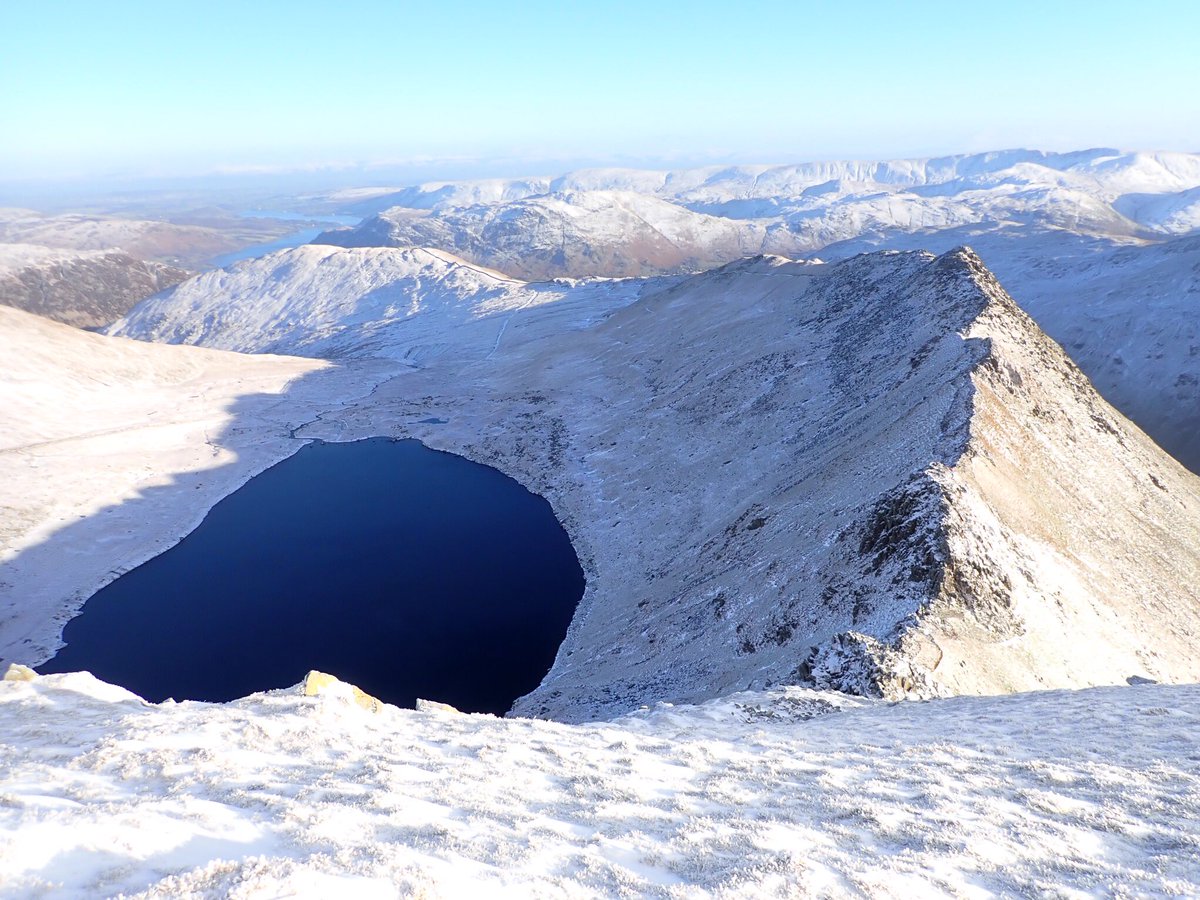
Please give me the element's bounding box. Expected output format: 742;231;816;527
2;672;1198;897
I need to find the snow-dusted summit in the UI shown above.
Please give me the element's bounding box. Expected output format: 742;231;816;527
109;244;656;363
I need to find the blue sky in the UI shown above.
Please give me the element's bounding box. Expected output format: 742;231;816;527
2;0;1198;184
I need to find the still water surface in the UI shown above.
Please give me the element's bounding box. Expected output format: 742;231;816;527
40;439;584;714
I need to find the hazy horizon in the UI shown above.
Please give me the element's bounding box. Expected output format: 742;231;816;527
3;0;1199;194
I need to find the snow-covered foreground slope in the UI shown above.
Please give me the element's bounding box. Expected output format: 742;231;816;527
106;246;1200;720
2;668;1198;897
0;306;397;664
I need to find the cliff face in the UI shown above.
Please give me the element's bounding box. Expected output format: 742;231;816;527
802;250;1200;701
106;245;1200;720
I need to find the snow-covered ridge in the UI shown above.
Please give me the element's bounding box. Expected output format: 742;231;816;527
312;149;1200;476
2;668;1198;896
108;244;662;363
105;245;1200;720
317;189;807;279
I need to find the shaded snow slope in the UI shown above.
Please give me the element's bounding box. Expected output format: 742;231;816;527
0;243;188;328
0;306;397;665
2;669;1198;897
106;246;1200;720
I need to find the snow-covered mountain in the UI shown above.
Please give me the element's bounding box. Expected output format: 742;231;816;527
110;244;659;362
312;149;1200;474
815;227;1200;472
10;239;1200;893
316;189;805;279
0;243;188;328
106;245;1200;719
317;149;1200;248
3;668;1197;896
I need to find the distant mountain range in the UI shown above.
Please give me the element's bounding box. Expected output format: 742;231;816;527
0;208;304;327
311;149;1200;472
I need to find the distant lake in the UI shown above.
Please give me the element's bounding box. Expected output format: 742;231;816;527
39;439;585;714
206;210;362;268
238;209;362;226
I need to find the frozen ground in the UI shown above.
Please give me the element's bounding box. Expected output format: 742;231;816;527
1;668;1198;897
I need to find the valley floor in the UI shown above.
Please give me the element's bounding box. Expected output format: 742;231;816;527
2;672;1197;897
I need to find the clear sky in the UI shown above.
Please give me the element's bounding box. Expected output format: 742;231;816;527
2;0;1198;185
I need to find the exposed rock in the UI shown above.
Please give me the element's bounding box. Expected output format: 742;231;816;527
302;670;383;713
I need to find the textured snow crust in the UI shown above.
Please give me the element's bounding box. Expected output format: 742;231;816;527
105;245;1200;721
2;670;1198;897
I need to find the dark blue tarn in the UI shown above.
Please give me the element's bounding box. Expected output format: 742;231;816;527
40;438;585;715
